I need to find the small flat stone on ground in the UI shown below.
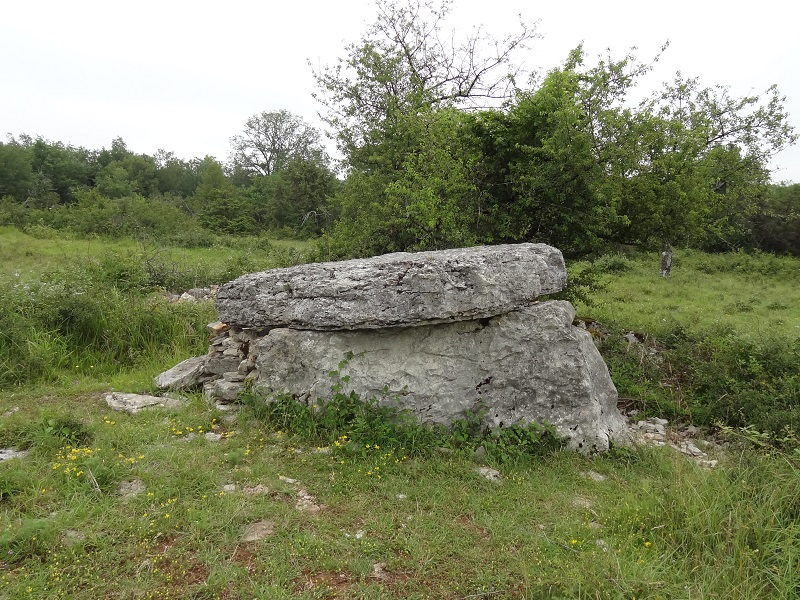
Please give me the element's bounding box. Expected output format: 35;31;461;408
582;470;606;482
477;467;502;481
105;393;183;414
241;520;274;542
117;479;146;499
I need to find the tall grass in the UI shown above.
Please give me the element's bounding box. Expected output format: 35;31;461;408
0;227;315;389
571;249;800;439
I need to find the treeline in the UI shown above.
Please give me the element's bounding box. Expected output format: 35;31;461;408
0;129;339;247
2;0;799;258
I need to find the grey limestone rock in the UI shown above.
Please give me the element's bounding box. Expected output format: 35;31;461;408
154;355;206;390
105;392;184;414
250;300;627;452
215;243;566;330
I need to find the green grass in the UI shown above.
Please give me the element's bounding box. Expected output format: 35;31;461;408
0;228;313;390
1;232;799;598
0;226;315;285
0;391;797;599
573;249;800;341
569;250;800;435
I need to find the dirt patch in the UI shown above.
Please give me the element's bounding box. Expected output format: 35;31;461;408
230;545;257;573
296;569;352;598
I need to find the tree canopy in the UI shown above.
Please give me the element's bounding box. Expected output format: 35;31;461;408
228;110;325;177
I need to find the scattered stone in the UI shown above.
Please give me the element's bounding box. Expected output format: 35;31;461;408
630;416;719;468
473;445;486;458
671;440;707;458
222;484;236;492
105;393;183;414
185;287;218;301
117;479;146;498
295;489;322;513
624;331;643;345
572;496;593;509
396;494;408;500
477;467;502;482
204;357;242;376
154;356;206;390
370;563;389;581
242;484;270;495
1;407;19;418
0;448;27;461
595;539;608;552
582;470;606;482
216;243;567;330
636;419;666;436
205;379;243;403
278;475;299;484
241;520;274;542
204;432;223;442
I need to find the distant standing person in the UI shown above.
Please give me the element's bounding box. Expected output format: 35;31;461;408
660;243;673;277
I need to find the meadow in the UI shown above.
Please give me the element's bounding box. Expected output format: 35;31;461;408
0;229;798;599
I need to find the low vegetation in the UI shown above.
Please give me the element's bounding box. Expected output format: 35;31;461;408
1;228;799;598
569;250;800;441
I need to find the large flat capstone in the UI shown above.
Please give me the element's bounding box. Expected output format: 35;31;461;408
251;301;626;452
215;243;566;330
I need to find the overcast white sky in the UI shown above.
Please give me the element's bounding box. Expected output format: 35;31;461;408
2;0;798;182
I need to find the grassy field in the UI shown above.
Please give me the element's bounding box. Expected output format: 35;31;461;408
1;230;799;599
572;249;800;341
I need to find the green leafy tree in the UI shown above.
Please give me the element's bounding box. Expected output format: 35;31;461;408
329;108;481;254
22;136;97;204
154;150;201;199
194;157;253;233
749;183;800;255
229;110;324;177
313;0;536;256
252;155;338;236
0;140;35;202
470;47;796;254
313;0;536;169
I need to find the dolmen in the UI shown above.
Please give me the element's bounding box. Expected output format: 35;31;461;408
155;244;629;452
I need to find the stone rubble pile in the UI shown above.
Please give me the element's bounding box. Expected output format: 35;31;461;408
156;243;630;452
630;417;718;467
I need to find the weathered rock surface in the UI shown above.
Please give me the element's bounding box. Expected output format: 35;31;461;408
154;356;206;390
251;301;626;452
215;243;566;330
105;392;184;414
